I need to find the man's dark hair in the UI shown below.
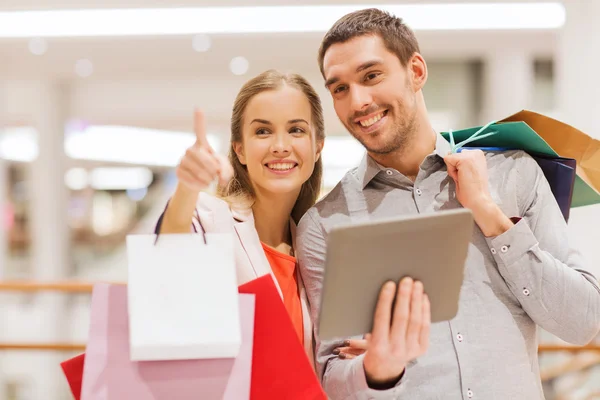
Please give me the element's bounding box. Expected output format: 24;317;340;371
318;8;421;77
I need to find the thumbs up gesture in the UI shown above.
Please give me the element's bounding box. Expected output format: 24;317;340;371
176;109;234;194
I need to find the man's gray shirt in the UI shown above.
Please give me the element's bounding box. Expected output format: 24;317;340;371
296;134;600;400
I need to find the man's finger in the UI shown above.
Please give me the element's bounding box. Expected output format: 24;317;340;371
405;280;423;348
443;156;459;182
390;277;413;341
194;109;211;148
371;281;396;345
419;294;431;351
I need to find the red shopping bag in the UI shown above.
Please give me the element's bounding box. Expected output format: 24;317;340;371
61;353;85;400
239;275;326;400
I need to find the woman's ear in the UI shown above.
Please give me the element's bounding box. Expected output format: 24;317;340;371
315;139;324;162
233;142;246;165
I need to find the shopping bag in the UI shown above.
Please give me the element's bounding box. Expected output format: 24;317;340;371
126;232;240;361
61;353;85;400
501;110;600;208
78;283;254;400
532;155;577;221
456;147;577;221
239;275;327;400
441;112;600;210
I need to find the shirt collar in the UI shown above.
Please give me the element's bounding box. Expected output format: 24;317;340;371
356;132;452;190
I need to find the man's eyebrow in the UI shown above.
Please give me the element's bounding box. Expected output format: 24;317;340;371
324;60;383;88
356;60;383;73
324;77;339;89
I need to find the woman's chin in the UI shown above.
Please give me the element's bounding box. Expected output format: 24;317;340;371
257;179;304;197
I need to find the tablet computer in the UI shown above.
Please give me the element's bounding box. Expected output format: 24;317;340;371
317;208;474;341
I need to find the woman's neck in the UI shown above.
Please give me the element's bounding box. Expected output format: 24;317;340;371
252;189;298;251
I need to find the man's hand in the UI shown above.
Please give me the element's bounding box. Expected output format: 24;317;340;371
444;149;513;237
363;278;430;388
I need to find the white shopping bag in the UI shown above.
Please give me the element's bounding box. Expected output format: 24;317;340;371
126;232;241;362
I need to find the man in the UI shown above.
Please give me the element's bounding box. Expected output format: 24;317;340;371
296;8;600;400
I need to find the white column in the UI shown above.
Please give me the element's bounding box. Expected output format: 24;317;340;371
0;85;7;280
481;48;534;122
556;0;600;274
27;81;71;400
0;81;7;400
0;140;7;400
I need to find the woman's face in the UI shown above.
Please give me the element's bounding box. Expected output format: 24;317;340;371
234;85;323;199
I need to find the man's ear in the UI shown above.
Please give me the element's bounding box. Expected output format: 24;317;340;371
409;52;428;92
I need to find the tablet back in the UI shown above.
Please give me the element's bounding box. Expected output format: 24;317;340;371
318;208;474;341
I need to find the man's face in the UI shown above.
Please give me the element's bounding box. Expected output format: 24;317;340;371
323;34;419;155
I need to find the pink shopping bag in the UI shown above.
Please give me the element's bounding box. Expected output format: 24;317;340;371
80;283;254;400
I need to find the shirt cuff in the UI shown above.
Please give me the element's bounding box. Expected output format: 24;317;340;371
485;218;538;267
349;354;406;399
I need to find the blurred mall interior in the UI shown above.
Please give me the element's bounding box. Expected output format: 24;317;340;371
0;0;599;399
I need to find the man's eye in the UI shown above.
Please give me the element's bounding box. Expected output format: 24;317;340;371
334;85;347;94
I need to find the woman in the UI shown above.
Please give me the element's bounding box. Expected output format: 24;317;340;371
157;69;364;364
59;70;363;400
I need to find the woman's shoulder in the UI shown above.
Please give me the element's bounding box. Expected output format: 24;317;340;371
197;192;252;222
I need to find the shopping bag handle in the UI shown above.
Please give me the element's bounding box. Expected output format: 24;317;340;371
153;203;207;245
448;120;499;154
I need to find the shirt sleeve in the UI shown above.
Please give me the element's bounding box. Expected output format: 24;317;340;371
485;152;600;345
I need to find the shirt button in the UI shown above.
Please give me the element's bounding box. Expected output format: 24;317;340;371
457;333;463;342
501;245;509;253
467;389;474;398
386;170;393;176
523;288;530;296
490;248;497;255
415;188;422;195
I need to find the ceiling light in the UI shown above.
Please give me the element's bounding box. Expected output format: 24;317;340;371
64;167;88;190
192;34;211;52
28;37;48;55
0;127;38;162
229;56;249;76
0;3;566;37
75;58;94;78
64;125;221;166
1;125;221;166
89;167;153;190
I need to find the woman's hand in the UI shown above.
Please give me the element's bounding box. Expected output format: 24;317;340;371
333;338;368;360
176;109;233;194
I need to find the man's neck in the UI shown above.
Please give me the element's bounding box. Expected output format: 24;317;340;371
369;128;437;181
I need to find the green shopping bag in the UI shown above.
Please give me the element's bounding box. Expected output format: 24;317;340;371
440;111;600;209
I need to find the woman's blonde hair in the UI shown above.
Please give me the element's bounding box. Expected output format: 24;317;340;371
217;69;325;223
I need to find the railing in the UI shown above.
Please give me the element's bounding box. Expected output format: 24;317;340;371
1;280;599;379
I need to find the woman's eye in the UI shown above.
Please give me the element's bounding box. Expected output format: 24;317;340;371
290;127;305;134
256;128;270;136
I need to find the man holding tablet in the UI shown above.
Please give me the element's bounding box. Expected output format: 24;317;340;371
296;8;600;400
